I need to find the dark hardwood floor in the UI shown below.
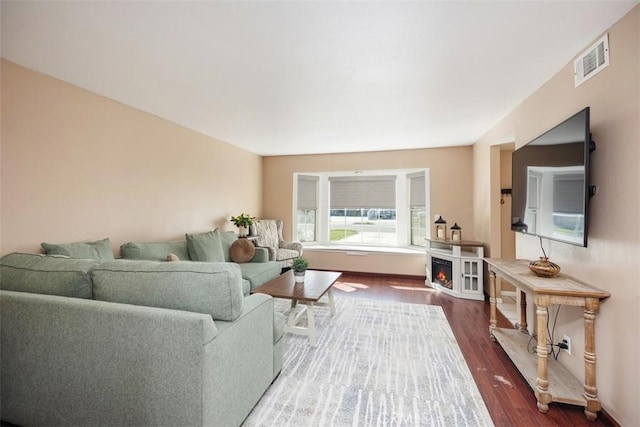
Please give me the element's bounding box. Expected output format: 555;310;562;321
333;272;618;427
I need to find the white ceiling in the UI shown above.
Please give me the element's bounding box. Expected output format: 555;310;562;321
1;1;637;156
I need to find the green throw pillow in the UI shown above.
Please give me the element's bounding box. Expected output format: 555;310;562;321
41;238;114;262
217;229;238;262
186;229;225;262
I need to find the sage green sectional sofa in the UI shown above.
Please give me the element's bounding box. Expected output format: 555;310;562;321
0;231;285;427
119;229;282;294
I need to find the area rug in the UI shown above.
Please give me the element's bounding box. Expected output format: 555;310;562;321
243;297;493;426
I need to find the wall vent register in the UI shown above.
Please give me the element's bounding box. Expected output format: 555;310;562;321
574;33;609;87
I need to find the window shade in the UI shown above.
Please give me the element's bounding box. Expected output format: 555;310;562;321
297;175;318;210
553;174;584;214
329;175;396;209
408;172;426;208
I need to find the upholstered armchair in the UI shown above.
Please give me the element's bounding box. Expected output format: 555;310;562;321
253;219;303;269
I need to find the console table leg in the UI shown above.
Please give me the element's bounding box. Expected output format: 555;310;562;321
489;270;497;340
583;298;601;421
519;290;528;334
534;295;551;413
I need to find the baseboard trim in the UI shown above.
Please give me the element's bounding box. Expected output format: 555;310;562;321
598;408;621;427
312;269;426;282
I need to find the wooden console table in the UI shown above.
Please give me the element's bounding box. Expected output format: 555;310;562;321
485;258;610;421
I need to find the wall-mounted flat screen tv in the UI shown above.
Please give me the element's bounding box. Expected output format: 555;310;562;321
511;107;594;247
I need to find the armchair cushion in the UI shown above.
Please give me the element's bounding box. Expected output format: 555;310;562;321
255;220;279;249
276;248;300;262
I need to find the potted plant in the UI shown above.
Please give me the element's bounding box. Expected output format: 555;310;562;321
230;213;256;237
292;257;309;283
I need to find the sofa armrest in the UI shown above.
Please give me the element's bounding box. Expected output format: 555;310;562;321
204;293;276;426
256;245;277;261
279;240;303;256
250;247;270;263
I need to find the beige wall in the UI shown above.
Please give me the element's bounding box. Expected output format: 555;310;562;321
263;147;474;276
472;6;639;424
1;60;263;255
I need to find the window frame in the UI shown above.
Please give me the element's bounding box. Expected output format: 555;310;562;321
293;168;429;249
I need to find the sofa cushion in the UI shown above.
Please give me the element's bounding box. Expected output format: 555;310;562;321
0;252;97;298
186;230;225;262
218;229;238;262
120;240;190;262
41;238;114;262
238;262;281;291
91;260;244;321
230;238;255;263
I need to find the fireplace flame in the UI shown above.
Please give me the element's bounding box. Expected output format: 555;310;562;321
436;269;448;282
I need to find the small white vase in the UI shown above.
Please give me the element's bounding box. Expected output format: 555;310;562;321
294;271;305;283
238;226;248;237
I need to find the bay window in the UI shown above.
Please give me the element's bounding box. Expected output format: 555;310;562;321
294;169;429;248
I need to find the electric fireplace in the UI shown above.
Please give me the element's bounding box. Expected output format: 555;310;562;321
432;257;453;289
425;238;484;301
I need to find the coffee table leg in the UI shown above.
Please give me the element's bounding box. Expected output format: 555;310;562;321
307;302;316;347
328;287;335;316
289;299;298;325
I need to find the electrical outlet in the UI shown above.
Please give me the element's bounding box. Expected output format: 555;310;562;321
563;334;571;355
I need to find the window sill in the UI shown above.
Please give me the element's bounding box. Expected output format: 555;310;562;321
303;244;424;256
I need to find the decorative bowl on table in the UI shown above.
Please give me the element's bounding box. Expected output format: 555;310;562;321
529;257;561;278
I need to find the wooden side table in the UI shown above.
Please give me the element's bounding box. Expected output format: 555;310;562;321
240;235;259;245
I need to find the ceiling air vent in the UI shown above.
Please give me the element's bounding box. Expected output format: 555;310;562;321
574;34;609;87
